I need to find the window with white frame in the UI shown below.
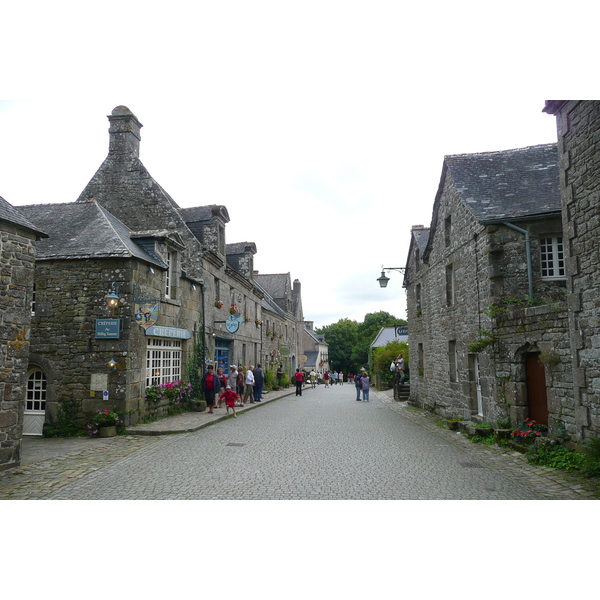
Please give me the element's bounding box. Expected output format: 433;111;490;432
165;250;175;298
146;338;182;387
540;237;565;279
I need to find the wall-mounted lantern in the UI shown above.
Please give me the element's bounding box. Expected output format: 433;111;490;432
107;358;118;372
377;266;406;288
105;282;120;308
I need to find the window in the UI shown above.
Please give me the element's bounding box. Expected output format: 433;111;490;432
146;338;182;387
445;264;454;306
165;250;175;298
448;340;458;382
416;284;422;314
540;237;565;279
418;343;424;376
26;370;47;411
31;282;36;316
445;215;452;247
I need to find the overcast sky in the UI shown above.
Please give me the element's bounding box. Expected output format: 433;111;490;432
0;2;593;332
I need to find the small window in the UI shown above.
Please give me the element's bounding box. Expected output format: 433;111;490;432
448;340;458;382
31;282;36;316
445;216;452;247
445;264;454;306
418;343;424;376
540;237;565;280
165;250;175;298
416;284;422;314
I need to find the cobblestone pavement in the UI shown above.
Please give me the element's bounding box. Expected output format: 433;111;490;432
1;384;599;500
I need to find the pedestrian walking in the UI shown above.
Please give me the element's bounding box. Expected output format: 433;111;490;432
277;365;284;387
219;385;238;417
361;371;370;402
244;365;255;404
216;367;227;407
236;367;245;404
201;364;220;414
294;368;305;396
354;372;362;401
253;364;264;402
331;371;338;385
338;371;344;385
309;370;317;388
228;365;238;391
324;371;330;388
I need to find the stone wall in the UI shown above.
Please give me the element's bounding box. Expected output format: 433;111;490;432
550;100;600;439
29;254;203;428
0;223;37;470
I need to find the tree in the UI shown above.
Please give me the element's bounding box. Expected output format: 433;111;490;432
373;341;409;386
317;311;407;375
316;319;359;373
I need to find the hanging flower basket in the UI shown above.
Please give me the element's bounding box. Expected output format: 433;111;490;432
214;299;224;309
229;303;239;315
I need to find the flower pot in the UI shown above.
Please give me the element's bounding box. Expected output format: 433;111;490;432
98;425;117;438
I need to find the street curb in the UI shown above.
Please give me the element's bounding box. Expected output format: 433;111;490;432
125;388;299;436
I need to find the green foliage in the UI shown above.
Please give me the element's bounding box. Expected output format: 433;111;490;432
43;397;85;437
581;438;600;478
265;370;278;389
496;419;511;429
316;312;406;375
467;329;495;353
86;408;123;436
526;443;586;471
187;329;205;399
474;422;493;428
373;341;409;386
471;433;495;444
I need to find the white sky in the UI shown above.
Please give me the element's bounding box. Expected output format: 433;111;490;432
0;2;595;332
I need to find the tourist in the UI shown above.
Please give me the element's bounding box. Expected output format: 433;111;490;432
354;372;362;401
361;371;370;402
219;385;238;418
244;365;255;404
253;363;264;402
201;364;220;414
294;368;305;396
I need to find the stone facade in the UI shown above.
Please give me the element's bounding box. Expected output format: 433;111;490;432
0;196;45;470
406;144;572;435
544;100;600;440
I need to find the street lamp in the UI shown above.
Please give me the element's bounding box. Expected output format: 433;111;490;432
377;266;405;288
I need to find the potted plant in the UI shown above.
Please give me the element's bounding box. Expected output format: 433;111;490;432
87;408;122;437
229;303;239;315
214;299;224;309
511;418;548;446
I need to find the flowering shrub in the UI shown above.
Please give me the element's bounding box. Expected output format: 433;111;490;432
243;313;250;323
511;418;548;439
87;408;122;436
214;299;224;308
229;303;239;315
146;381;193;405
255;319;262;328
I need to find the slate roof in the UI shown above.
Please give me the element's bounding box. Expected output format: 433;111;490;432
445;143;561;223
226;242;257;255
253;279;288;317
253;273;290;300
0;195;47;238
412;227;430;254
180;205;230;224
17;201;166;266
370;327;409;348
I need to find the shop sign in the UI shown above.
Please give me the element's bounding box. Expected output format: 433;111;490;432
95;318;122;339
145;325;191;339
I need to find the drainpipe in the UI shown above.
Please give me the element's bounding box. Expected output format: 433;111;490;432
501;221;533;301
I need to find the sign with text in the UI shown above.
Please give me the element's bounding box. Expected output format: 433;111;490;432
95;319;121;339
145;325;191;339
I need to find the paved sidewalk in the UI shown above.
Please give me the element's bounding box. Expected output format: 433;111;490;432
124;386;296;435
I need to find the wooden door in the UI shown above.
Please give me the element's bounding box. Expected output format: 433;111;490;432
526;353;548;425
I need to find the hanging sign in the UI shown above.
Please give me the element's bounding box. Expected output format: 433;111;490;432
145;325;191;339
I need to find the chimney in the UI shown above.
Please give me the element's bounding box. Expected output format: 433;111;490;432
108;106;143;156
411;224;426;230
293;279;301;294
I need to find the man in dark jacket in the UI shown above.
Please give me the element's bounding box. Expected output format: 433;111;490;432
253;364;265;402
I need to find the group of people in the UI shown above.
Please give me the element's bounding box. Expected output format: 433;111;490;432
353;371;371;402
200;363;266;416
200;363;374;415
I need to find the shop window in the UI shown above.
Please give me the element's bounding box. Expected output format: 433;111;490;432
146;338;182;387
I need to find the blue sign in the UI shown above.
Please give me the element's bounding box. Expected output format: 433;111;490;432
396;327;408;336
95;319;121;339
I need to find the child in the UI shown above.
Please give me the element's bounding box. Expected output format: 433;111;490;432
219;385;238;417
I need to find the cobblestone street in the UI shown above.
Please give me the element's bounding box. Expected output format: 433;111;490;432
1;385;599;500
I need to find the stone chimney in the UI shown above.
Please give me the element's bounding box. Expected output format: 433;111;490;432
411;224;426;230
108;106;143;156
293;279;301;294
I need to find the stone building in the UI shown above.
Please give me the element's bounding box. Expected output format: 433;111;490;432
301;321;329;375
18;200;203;429
0;195;46;468
405;144;572;433
12;105;308;432
543;100;600;440
253;273;303;375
